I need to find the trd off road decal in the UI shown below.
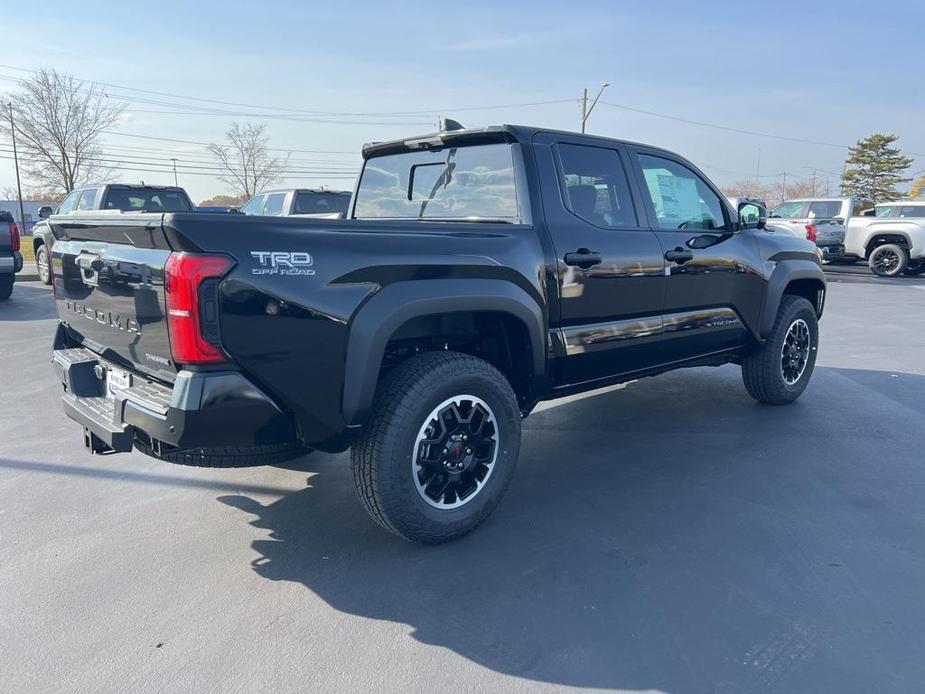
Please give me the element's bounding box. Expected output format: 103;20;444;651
250;251;315;276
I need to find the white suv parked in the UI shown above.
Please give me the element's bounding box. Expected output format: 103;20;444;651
843;201;925;277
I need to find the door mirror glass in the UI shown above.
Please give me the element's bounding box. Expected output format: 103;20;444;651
737;201;767;230
38;206;53;219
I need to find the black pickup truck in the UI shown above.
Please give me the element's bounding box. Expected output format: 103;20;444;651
48;124;825;543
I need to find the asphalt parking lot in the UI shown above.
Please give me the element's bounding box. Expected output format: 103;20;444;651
2;272;924;694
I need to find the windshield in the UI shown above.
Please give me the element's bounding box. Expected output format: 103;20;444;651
294;192;350;215
353;143;520;221
103;188;192;212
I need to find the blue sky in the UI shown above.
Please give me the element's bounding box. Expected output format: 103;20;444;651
1;0;923;201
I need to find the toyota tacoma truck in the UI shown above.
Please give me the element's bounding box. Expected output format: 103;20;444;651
48;124;826;543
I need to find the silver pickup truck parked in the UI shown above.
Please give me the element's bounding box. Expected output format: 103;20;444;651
767;197;871;258
843;201;925;276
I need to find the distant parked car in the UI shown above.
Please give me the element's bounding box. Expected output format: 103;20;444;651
843;201;925;277
767;197;871;260
239;188;352;218
31;183;194;285
0;210;22;301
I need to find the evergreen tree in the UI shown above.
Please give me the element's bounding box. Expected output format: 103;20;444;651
840;134;912;202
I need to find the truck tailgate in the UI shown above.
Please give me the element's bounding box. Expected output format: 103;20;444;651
51;216;178;381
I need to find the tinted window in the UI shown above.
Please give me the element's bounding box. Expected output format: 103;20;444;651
294;192;350;215
807;201;842;219
899;206;925;218
103;189;192;212
354;144;519;221
638;154;728;231
771;201;808;219
555;144;636;227
76;189;99;210
57;191;80;215
263;193;287;216
240;195;266;215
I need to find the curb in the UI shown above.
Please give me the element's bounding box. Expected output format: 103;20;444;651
17;272;41;282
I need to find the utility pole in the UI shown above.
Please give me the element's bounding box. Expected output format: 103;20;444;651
7;102;26;232
170;158;179;186
580;83;609;133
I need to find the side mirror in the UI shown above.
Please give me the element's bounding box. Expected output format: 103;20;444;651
38;206;53;219
737;201;767;230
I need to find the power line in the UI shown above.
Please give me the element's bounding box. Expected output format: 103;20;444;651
0;64;575;119
598;100;925;157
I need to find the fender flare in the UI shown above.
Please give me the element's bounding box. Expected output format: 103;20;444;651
861;228;913;256
760;259;826;339
341;278;546;425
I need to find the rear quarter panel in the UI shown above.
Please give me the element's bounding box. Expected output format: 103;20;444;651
163;213;548;448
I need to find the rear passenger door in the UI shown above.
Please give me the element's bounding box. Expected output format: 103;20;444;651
533;133;666;387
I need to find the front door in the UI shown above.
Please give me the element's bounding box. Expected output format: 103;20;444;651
534;134;666;387
628;148;759;362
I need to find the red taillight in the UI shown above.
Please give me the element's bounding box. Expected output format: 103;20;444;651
9;221;20;252
805;224;817;242
164;252;233;365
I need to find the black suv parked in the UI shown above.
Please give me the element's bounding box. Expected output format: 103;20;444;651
48;124;825;543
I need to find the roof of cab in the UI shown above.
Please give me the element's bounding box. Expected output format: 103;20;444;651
361;124;677;160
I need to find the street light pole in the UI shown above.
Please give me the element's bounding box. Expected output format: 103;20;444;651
7;102;26;232
580;83;610;134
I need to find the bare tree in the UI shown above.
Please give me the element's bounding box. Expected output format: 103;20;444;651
207;123;289;198
1;68;125;195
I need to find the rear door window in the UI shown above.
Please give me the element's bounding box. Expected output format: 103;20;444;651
76;188;99;210
807;201;842;219
899;206;925;218
262;193;287;216
554;143;636;227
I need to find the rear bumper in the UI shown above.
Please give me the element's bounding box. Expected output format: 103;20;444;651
52;330;299;455
0;252;21;274
819;244;846;258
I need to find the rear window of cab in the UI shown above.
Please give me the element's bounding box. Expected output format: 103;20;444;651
352;144;520;222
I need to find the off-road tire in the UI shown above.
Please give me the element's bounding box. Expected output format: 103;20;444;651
134;440;306;467
0;274;13;300
742;295;818;405
868;244;908;278
35;245;51;285
352;351;521;544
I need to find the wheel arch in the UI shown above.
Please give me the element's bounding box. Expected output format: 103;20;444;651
865;232;911;257
342;279;546;426
760;260;826;340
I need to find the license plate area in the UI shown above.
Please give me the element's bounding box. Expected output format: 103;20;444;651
106;366;132;399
